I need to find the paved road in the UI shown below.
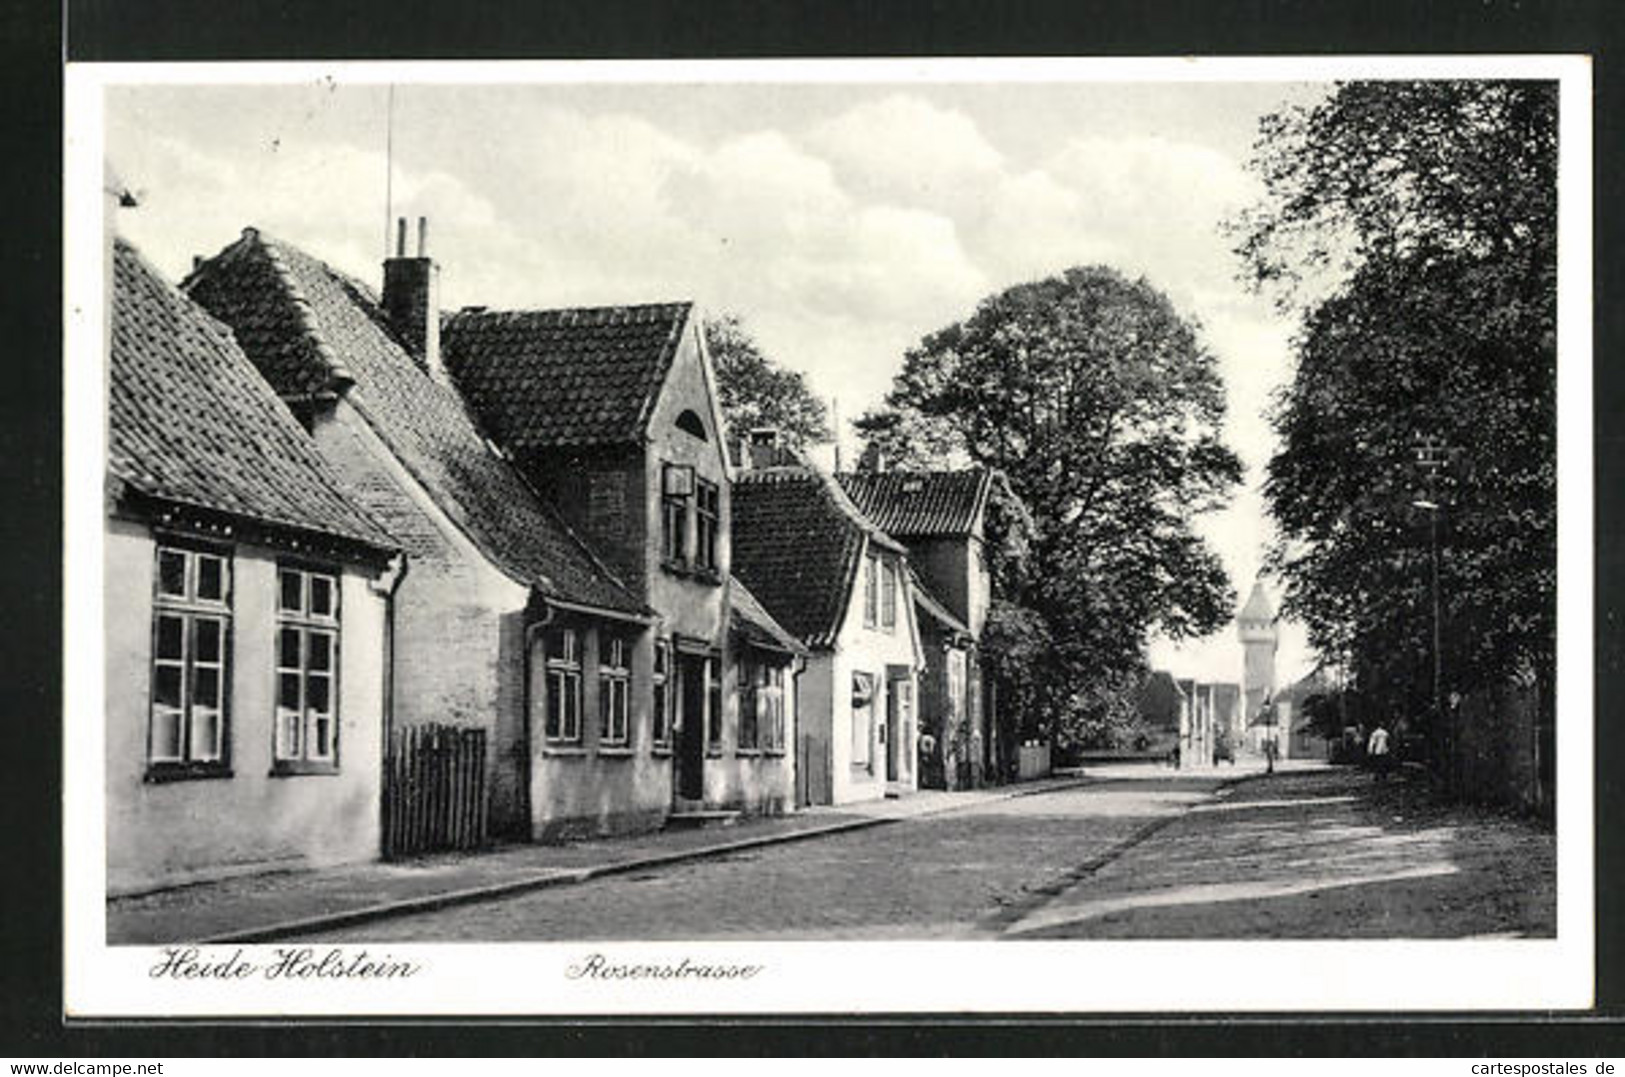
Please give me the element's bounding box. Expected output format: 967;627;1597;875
293;776;1228;942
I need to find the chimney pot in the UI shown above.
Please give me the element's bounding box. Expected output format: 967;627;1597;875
417;216;428;257
395;217;407;258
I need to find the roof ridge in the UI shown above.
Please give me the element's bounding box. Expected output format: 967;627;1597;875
247;230;355;388
448;299;694;321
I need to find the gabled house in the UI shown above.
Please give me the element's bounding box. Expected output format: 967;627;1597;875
440;287;799;820
185;223;660;844
837;469;1005;789
732;455;923;806
106;234;399;894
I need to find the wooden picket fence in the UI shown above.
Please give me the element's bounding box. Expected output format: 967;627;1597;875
383;723;489;859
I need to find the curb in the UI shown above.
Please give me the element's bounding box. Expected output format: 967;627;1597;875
191;777;1098;945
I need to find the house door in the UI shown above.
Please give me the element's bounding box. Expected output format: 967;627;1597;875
885;672;911;783
676;653;706;802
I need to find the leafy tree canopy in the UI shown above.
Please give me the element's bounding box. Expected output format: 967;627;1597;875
860;266;1244;738
703;313;832;455
1237;80;1557;719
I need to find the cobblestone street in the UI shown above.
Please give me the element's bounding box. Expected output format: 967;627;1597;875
292;775;1227;942
285;766;1555;943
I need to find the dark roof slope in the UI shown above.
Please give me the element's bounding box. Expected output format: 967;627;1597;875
108;237;392;556
910;569;969;636
729;576;808;656
731;466;905;650
441;303;692;449
184;229;642;616
836;469;994;539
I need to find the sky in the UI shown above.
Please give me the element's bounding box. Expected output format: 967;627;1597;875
103;70;1326;688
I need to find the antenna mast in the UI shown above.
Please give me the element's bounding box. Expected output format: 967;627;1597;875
382;84;396;259
832;396;842;471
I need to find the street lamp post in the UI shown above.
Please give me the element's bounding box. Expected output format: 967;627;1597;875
1413;436;1446;787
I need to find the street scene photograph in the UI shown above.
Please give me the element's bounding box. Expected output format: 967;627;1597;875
87;62;1563;958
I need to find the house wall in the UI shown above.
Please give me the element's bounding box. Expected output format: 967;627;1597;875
826;547;921;806
906;536;990;638
797;653;836;805
915;618;977;791
105;519;386;895
644;320;730;649
704;643;797;816
309;398;535;837
528;621;671;841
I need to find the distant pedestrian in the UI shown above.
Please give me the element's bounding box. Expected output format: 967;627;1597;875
1367;723;1392;781
1263;737;1277;774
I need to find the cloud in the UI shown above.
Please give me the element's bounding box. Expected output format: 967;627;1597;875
807;94;1005;215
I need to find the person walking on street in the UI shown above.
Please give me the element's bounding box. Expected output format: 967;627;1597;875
1368;722;1392;781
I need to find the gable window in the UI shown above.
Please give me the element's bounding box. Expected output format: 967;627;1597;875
851;671;874;771
598;635;631;748
149;543;232;777
706;650;724;751
675;409;708;441
651;640;672;749
695;478;720;574
274;565;341;771
544;627;583;744
661;463;693;567
881;559;898;631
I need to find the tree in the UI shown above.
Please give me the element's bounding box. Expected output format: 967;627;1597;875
703;314;831;454
1236;81;1557;756
860;267;1244;747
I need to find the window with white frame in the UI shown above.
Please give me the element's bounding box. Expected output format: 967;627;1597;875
851;672;874;770
274;565;340;768
661;463;692;567
880;559;898;631
760;663;786;752
544;627;583;744
706;650;723;751
862;553;879;628
695;478;720;573
598;634;631;747
651;639;671;748
149;543;231;773
737;658;760;751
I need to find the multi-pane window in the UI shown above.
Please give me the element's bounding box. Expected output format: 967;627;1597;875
651;640;671;748
661;463;692;566
598;635;631;747
149;544;231;772
760;663;786;752
544;628;583;743
880;559;898;631
695;478;720;573
738;659;760;751
275;566;340;768
706;651;723;751
862;553;879;628
738;660;786;753
851;672;874;770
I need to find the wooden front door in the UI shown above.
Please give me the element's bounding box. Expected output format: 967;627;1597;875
676;653;706;801
885;677;900;782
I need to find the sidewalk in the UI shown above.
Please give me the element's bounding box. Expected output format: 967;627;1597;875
107;774;1091;946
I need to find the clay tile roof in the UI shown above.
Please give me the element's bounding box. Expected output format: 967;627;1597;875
441;302;692;450
729;576;808;656
835;469;995;538
184;229;643;616
731;466;905;650
108;237;393;556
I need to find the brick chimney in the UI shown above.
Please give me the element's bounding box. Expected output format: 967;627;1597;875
382;216;444;383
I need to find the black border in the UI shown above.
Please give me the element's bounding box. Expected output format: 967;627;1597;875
17;0;1620;1057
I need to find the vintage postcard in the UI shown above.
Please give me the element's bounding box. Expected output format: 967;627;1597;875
62;55;1593;1017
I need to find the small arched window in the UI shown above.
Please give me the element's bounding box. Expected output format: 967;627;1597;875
676;409;708;441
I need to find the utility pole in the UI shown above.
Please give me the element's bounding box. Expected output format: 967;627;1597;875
1413;435;1446;787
